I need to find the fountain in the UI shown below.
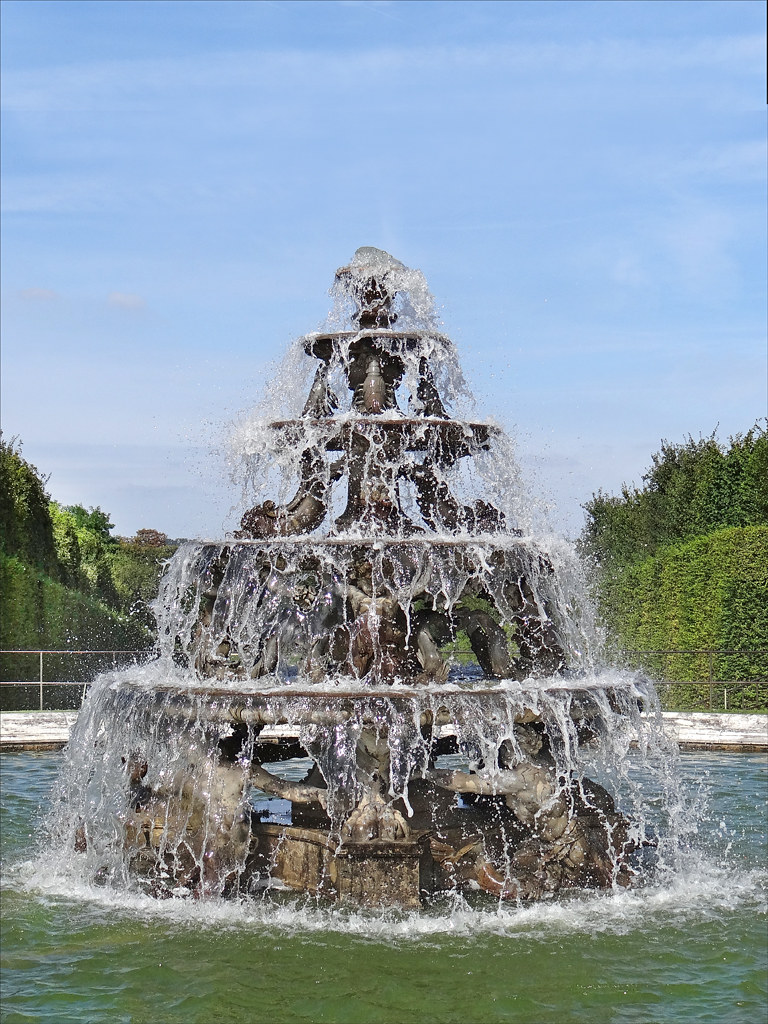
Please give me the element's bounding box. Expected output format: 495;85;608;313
59;248;655;907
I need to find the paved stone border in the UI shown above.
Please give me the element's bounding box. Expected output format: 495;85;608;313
657;711;767;752
0;712;78;751
1;710;766;754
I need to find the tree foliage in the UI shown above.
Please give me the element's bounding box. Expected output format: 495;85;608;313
0;436;59;575
132;528;169;548
48;502;120;607
581;424;768;691
64;504;116;542
111;535;178;629
581;424;768;569
0;437;177;659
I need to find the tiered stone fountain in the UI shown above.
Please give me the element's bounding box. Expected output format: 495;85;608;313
64;249;650;907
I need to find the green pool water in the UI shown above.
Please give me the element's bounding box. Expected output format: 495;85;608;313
1;751;766;1024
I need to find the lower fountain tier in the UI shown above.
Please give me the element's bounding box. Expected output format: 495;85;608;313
81;674;648;906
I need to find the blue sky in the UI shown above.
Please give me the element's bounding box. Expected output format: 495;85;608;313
2;0;765;539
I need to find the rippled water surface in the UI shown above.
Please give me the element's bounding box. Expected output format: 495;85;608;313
1;750;766;1024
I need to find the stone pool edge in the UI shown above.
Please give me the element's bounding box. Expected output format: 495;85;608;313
1;710;766;753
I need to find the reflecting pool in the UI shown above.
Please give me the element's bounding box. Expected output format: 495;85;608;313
1;750;766;1024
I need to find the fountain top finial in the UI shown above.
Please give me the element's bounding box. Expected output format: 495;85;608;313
332;247;436;330
348;247;406;271
334;247;408;328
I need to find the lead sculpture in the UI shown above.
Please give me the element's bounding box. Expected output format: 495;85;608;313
68;249;648;906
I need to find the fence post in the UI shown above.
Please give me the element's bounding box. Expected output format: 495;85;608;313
708;650;714;710
39;650;44;711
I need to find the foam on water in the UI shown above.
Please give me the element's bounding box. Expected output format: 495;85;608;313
7;842;765;942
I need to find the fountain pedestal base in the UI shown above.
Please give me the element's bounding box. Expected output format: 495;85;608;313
254;823;432;907
332;836;431;908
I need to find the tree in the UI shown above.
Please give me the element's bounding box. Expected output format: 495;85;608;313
0;435;59;575
580;423;768;569
132;528;169;548
64;505;116;542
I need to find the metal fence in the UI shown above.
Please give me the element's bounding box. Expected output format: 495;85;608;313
0;647;766;714
0;649;155;711
617;647;768;682
650;679;766;712
615;648;768;711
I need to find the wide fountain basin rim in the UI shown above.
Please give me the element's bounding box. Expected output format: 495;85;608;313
199;535;535;547
106;676;644;729
128;681;627;697
111;676;647;703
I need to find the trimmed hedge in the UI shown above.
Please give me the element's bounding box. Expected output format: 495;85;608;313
601;525;768;699
0;554;152;680
109;540;178;629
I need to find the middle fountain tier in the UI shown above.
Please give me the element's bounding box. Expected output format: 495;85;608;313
77;248;654;908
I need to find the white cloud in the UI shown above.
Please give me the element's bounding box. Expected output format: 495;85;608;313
108;292;145;310
18;287;59;301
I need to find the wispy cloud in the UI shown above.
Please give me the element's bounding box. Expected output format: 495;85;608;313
108;292;145;311
18;287;59;301
2;33;762;114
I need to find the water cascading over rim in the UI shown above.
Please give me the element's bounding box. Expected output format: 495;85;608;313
60;249;657;907
164;246;568;686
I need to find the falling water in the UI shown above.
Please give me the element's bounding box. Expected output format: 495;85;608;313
34;249;713;913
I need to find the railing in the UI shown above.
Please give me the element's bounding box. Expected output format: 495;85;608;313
1;648;766;714
615;648;768;711
650;679;766;712
618;648;768;681
0;649;155;711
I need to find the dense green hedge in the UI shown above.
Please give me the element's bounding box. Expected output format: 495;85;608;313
581;427;768;705
0;437;59;575
0;553;152;680
109;540;178;629
1;437;173;675
601;526;768;700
